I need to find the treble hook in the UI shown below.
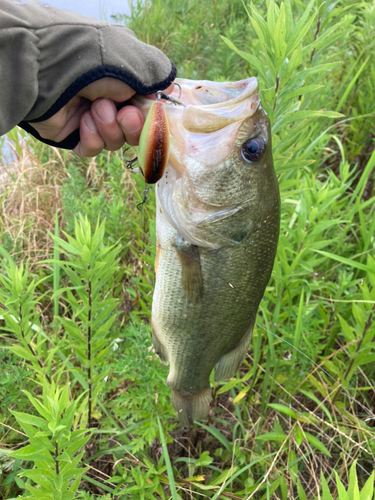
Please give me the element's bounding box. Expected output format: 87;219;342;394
137;187;151;211
123;147;138;170
175;82;182;99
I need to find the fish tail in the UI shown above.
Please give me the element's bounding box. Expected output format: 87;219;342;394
214;325;254;382
171;388;212;427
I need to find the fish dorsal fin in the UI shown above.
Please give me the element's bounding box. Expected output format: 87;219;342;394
173;234;203;303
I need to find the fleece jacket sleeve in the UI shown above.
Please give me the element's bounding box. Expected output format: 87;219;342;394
0;0;176;148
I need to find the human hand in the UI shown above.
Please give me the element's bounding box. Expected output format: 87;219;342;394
30;78;174;157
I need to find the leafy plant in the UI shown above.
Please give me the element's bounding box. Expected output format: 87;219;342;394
49;216;121;428
3;381;90;500
320;461;375;500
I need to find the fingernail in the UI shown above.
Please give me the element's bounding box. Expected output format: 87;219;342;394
119;110;142;134
94;99;116;123
84;113;97;133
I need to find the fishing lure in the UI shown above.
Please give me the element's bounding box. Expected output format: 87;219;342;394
137;87;184;184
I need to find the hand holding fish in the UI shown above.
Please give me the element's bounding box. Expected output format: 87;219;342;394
30;79;174;157
0;0;176;151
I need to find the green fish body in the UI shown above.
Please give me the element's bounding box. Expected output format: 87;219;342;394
136;78;280;426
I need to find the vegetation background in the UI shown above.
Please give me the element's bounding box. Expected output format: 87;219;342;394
0;0;374;498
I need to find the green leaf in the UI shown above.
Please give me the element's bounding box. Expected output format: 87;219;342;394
210;466;239;486
64;435;92;457
295;426;303;447
195;451;213;468
9;445;51;461
304;432;331;457
157;417;178;500
274;2;287;73
256;432;287;442
335;473;350;500
296;478;308;500
284;0;293;41
286;0;316;53
348;461;359;500
335;56;370;112
8;344;36;363
360;472;374;500
299;390;333;423
267;0;277;36
268;403;297;419
321;472;334;500
220;36;269;82
273;110;344;133
314;250;371;273
11;411;49;431
22;391;52;421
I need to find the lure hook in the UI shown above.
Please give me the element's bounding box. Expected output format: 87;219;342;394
123;147;138;170
137;187;151;211
174;82;182;99
156;87;185;107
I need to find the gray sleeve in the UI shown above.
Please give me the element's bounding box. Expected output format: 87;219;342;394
0;0;176;146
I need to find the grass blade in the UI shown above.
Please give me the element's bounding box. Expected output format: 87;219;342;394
158;416;178;500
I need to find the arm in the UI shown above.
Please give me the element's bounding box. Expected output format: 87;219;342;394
0;0;176;153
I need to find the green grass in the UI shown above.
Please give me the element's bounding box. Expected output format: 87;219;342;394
1;0;375;498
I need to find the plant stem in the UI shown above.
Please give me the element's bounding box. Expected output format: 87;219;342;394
55;442;59;475
87;264;92;428
310;16;321;64
273;76;280;111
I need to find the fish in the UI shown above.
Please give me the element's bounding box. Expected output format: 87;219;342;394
134;78;280;426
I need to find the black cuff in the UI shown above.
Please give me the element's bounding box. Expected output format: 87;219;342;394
19;122;81;149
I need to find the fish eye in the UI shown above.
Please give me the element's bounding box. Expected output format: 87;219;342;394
241;137;265;163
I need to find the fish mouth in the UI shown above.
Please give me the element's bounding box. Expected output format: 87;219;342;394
132;77;260;131
131;77;261;175
171;77;259;108
171;78;260;134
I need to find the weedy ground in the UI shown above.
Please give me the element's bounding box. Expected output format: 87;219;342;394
0;0;374;499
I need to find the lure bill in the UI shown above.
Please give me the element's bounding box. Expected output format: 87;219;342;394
133;78;280;426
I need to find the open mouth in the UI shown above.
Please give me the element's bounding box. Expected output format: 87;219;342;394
170;77;259;108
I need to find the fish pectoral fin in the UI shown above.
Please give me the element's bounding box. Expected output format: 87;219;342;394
171;388;212;427
174;235;203;302
214;325;254;382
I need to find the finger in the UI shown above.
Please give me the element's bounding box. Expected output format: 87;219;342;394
117;106;145;146
78;77;135;102
91;99;126;151
32;78;135;144
73;111;105;157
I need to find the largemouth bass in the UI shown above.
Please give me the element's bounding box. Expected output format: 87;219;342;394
135;78;280;426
